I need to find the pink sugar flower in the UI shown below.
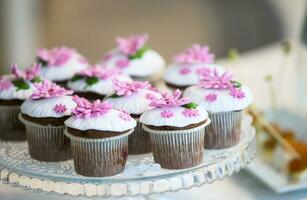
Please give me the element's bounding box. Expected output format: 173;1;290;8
10;64;41;81
113;79;150;96
160;110;174;118
199;68;233;89
72;96;112;119
115;58;130;68
31;80;73;100
150;89;189;108
145;93;158;101
205;93;218;102
36;46;75;66
25;63;41;80
116;33;148;56
179;67;191;75
79;65;103;77
0;77;12;91
10;64;25;79
119;111;132;121
101;52;113;61
174;44;215;64
229;87;245;99
53;103;67;113
182;108;199;117
196;67;211;76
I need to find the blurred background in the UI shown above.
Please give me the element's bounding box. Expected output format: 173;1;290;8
0;0;304;67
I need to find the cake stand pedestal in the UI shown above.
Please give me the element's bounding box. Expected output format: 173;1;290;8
0;115;256;199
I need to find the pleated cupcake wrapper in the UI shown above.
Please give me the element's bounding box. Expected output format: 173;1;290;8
64;128;133;177
205;111;242;149
0;105;26;141
18;114;71;162
128;118;152;154
142;120;210;169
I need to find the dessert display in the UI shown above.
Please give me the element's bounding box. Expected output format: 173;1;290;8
106;79;161;154
64;96;136;177
67;65;132;100
140;89;210;169
184;67;253;149
36;46;88;86
0;64;42;141
19;80;76;162
100;33;165;82
164;44;221;90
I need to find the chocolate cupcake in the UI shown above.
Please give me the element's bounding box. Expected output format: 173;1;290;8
106;79;161;154
36;46;88;86
100;33;165;82
184;68;253;149
64;96;136;177
140;90;210;169
67;65;131;101
0;64;42;141
164;44;219;90
19;80;76;162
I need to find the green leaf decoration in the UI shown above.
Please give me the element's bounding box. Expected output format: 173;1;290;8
85;77;99;86
230;80;242;88
71;75;83;82
36;57;48;67
182;102;198;109
227;48;240;60
31;76;42;83
12;79;30;91
129;46;149;60
109;93;121;98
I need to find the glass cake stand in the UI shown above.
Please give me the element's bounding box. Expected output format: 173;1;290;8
0;115;256;199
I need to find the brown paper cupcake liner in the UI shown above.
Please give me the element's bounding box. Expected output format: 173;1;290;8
128;119;151;154
142;120;210;169
19;114;71;162
205;111;242;149
64;129;133;177
0;105;26;141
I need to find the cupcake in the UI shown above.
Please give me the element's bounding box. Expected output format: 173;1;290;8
140;90;210;169
64;96;136;177
106;79;161;154
67;65;132;100
19;80;76;161
36;46;88;86
164;44;219;90
184;68;253;149
0;64;42;141
100;33;165;82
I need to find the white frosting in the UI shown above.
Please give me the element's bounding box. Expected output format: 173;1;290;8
140;106;208;127
20;95;76;118
164;64;225;86
106;89;161;115
67;74;132;96
0;75;35;100
102;49;165;77
65;109;137;132
183;85;253;113
40;54;88;81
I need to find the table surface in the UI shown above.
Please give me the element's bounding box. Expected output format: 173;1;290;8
1;170;307;200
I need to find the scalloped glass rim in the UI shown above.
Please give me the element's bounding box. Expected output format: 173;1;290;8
0;115;256;198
